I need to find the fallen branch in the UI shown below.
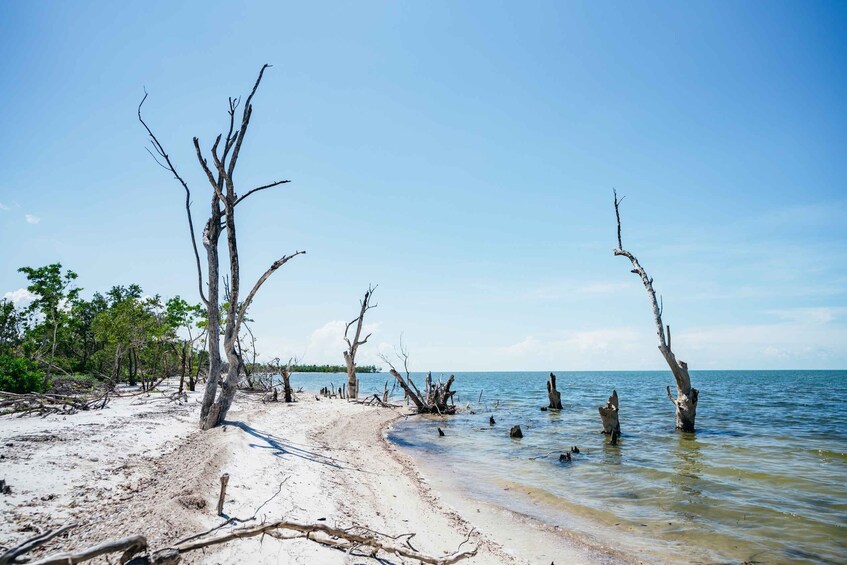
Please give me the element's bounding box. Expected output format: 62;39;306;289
9;519;477;565
0;522;81;565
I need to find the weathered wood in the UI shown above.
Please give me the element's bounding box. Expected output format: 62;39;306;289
510;425;523;438
28;536;148;565
382;341;457;414
216;473;229;516
0;522;80;565
613;191;698;431
546;373;563;409
12;519;478;565
343;285;377;400
598;389;621;435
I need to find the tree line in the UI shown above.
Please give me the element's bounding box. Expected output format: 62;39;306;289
0;263;208;394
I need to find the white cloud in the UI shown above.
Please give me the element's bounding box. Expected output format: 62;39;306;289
0;202;9;211
3;288;36;306
24;214;40;224
271;319;383;365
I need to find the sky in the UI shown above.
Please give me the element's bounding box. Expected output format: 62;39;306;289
1;1;845;371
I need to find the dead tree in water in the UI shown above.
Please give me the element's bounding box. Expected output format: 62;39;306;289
343;285;377;400
139;65;305;430
546;373;563;409
379;340;456;414
598;389;620;435
613;191;698;431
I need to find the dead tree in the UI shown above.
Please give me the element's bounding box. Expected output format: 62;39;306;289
546;372;562;409
598;389;620;435
613;191;698;431
343;285;377;400
139;65;305;430
379;339;456;414
277;357;295;403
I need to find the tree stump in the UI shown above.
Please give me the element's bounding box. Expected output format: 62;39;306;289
546;373;562;410
598;389;621;435
217;473;229;516
509;425;523;438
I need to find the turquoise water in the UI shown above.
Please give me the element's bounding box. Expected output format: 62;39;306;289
293;370;847;564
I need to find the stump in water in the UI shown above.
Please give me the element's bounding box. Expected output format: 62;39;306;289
598;389;621;436
489;415;496;426
546;373;562;410
438;427;445;437
510;425;523;438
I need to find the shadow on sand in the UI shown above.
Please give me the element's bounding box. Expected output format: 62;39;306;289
223;420;371;473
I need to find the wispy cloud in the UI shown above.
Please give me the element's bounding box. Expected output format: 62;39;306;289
766;307;846;324
0;202;9;211
24;214;40;224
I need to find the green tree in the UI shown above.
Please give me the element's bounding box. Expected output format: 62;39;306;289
165;296;205;392
17;263;81;388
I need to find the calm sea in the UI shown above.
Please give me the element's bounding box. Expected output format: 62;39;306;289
293;370;847;564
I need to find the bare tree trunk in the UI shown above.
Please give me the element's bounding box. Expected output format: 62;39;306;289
178;341;187;394
598;389;620;435
282;369;293;403
613;191;698;431
546;372;562;409
141;66;303;431
343;285;377;400
44;318;58;389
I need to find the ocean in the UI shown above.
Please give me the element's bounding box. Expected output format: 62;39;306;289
293;370;847;564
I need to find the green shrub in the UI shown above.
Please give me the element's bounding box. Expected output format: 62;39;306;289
0;355;44;393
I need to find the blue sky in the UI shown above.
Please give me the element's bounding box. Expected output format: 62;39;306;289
1;1;845;370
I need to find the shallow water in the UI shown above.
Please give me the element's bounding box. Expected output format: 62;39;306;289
294;370;847;564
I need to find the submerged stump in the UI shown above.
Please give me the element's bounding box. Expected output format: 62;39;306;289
598;389;621;436
546;373;563;410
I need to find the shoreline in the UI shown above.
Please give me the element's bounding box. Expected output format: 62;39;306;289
1;386;631;564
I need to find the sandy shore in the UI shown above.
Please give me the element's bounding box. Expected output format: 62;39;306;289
1;386;629;564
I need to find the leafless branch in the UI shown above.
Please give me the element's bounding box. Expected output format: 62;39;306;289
138;91;208;306
234;179;291;206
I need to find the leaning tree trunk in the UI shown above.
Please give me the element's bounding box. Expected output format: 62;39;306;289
546;373;562;409
613;191;698;431
598;389;621;435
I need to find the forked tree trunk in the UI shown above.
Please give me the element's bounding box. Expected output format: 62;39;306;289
546;373;562;409
598;389;620;435
343;286;377;401
613;191;698;431
140;65;302;431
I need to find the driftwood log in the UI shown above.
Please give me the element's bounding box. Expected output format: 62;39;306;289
613;191;699;431
598;389;621;435
5;519;478;565
0;391;110;418
546;373;562;409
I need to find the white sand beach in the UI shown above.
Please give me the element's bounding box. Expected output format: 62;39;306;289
0;386;629;564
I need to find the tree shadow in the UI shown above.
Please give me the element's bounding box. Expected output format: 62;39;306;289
223;420;368;472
